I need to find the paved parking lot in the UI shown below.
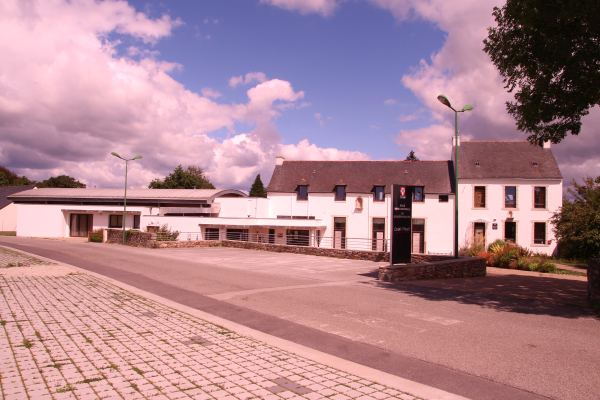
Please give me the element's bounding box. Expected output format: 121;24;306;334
0;255;427;400
1;237;598;400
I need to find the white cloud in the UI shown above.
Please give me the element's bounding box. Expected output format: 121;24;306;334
228;71;268;88
201;88;222;99
280;139;369;161
260;0;340;16
369;0;599;183
0;0;360;190
384;98;398;106
314;112;332;127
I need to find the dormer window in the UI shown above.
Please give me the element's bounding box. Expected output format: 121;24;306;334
334;185;346;201
475;160;480;167
373;185;385;202
413;186;424;202
296;185;308;201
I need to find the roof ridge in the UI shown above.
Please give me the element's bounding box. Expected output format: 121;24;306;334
281;160;450;163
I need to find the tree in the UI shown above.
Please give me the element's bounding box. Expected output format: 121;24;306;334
551;176;600;259
249;174;267;197
483;0;600;144
0;166;33;186
405;150;419;161
38;175;86;188
149;165;215;189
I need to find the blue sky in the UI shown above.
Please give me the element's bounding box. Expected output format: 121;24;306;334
126;0;444;159
1;0;596;188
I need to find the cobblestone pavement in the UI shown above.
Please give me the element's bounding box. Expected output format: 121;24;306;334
0;264;420;400
0;247;50;268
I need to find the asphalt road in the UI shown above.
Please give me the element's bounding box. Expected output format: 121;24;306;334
2;237;598;400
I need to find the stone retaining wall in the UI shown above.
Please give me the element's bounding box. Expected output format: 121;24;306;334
588;258;600;309
378;257;486;282
143;238;452;263
106;229;153;247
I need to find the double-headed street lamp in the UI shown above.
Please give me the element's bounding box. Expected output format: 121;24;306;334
111;152;142;244
437;95;473;258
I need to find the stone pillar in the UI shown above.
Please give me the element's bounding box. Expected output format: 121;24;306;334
588;258;600;309
102;229;108;243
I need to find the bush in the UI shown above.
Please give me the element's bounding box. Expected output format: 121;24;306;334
460;243;485;257
88;229;103;243
155;225;179;241
516;256;557;273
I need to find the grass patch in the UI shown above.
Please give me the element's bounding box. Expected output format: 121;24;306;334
78;376;104;384
130;383;140;392
0;320;6;326
35;331;43;340
46;363;64;370
56;384;75;393
21;338;33;349
0;231;16;236
131;366;144;376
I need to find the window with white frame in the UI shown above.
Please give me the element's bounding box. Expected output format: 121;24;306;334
534;187;546;208
533;222;546;244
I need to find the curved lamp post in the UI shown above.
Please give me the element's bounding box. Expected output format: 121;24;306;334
111;152;142;244
437;95;473;258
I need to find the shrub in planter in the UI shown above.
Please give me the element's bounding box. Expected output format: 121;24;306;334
88;230;103;243
460;243;485;257
156;225;180;241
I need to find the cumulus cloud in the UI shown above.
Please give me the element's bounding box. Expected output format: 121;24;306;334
228;71;268;88
280;139;369;161
0;0;360;190
372;0;599;183
260;0;340;16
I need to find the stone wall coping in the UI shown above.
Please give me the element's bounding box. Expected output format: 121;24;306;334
386;256;482;268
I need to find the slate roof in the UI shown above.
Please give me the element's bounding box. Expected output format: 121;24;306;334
267;161;454;194
457;141;562;179
0;185;35;210
9;188;247;204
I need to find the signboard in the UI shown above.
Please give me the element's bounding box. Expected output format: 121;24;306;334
391;185;413;264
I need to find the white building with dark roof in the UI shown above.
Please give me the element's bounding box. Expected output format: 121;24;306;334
8;140;562;256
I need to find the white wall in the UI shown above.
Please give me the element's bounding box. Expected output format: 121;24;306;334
0;204;17;231
216;197;270;218
267;191;454;254
16;204;145;237
458;178;562;255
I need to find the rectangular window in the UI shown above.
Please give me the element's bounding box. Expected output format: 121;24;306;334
334;185;346;201
412;218;425;253
372;218;385;251
286;229;309;246
296;185;308;201
438;194;449;202
534;187;546;209
334;217;346;249
413;186;424;202
505;186;517;208
534;222;546;244
109;214;123;228
226;229;248;241
133;215;140;229
474;186;486;208
504;221;516;242
373;186;385;202
205;228;220;240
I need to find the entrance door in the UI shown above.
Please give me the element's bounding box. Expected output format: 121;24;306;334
70;214;93;237
333;217;346;249
504;221;516;243
473;222;486;247
268;228;275;244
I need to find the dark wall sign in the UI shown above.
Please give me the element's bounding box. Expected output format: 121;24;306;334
391;185;413;264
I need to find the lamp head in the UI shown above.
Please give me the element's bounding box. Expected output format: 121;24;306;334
461;104;474;112
437;94;454;111
111;152;123;160
132;155;143;161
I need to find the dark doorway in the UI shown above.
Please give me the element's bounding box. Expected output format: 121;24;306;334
268;228;275;244
333;217;346;249
504;221;516;243
286;229;309;246
474;222;486;247
69;214;93;237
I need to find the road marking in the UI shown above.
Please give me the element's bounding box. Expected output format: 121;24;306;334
208;280;358;300
403;311;462;326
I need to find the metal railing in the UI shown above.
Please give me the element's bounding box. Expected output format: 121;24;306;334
154;230;390;252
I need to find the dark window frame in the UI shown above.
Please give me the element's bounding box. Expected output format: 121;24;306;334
109;214;123;228
504;221;517;242
533;222;546;244
334;185;346;201
372;186;385;202
534;186;546;209
438;194;449;202
412;186;425;202
133;214;140;229
296;185;309;201
505;186;517;208
474;186;486;208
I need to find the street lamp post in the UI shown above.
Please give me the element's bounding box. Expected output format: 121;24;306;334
437;95;473;258
111;152;142;244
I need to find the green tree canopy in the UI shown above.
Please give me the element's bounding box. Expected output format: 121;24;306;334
405;150;419;161
249;174;267;197
483;0;600;144
149;165;215;189
37;175;86;188
552;177;600;260
0;166;33;186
